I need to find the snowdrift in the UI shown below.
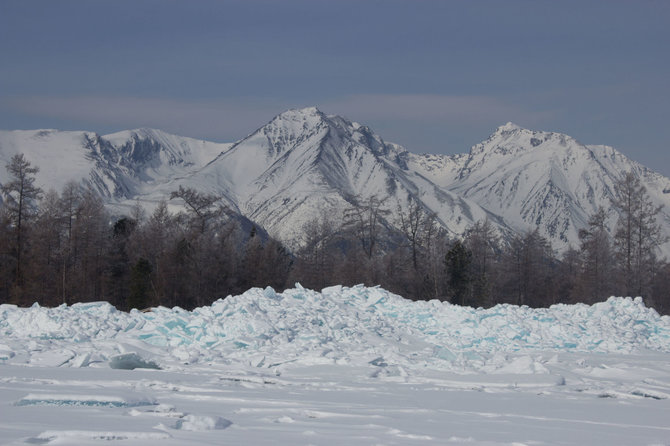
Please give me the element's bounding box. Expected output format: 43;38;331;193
1;285;669;373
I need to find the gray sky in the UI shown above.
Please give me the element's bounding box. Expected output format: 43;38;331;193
1;0;669;175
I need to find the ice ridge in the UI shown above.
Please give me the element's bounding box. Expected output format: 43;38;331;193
1;286;669;373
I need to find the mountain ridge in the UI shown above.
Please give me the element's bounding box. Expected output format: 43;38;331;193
1;107;669;256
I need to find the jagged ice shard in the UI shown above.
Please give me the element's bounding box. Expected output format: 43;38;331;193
1;286;670;444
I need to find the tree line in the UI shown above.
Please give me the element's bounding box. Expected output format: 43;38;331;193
1;153;669;314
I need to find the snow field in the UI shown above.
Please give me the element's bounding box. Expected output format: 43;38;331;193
1;285;670;445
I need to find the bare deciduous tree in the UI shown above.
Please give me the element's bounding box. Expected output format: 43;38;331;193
396;197;437;270
1;154;42;294
170;186;224;234
464;219;500;307
577;207;613;302
502;228;555;307
611;172;667;296
343;195;390;260
292;212;337;289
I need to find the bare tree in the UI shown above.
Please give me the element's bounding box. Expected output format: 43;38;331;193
502;228;555;307
62;187;109;303
423;225;449;301
343;195;390;260
396;197;436;270
58;181;83;304
170;186;224;234
136;201;177;306
292;213;337;289
577;207;613;302
557;246;581;304
29;189;64;305
0;206;13;302
611;172;667;297
464;219;500;307
1;154;42;292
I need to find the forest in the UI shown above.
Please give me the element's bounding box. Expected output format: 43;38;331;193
1;153;669;315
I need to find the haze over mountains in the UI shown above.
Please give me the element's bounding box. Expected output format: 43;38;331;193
1;107;669;257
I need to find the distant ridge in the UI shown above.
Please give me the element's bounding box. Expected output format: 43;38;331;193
2;107;669;256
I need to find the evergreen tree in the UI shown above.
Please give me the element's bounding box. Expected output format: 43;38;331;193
577;207;613;302
445;240;472;305
107;217;137;308
502;229;555;307
240;226;264;289
464;219;500;307
127;258;152;310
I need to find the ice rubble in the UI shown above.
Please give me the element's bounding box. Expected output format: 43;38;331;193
28;431;171;443
1;285;669;373
109;352;161;370
173;414;232;431
15;393;156;408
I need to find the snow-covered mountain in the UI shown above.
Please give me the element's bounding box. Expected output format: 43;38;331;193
410;122;670;255
2;108;669;256
159;107;502;245
0;128;229;200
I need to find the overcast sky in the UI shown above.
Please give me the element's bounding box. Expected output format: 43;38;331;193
1;0;669;175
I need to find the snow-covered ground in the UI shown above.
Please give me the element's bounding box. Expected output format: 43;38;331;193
1;285;670;445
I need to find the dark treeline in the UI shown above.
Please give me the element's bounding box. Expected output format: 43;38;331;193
1;153;669;314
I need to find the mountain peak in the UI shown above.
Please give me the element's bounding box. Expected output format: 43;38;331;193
496;122;524;133
103;128;171;146
262;106;327;134
274;106;323;120
3;111;670;257
297;106;321;114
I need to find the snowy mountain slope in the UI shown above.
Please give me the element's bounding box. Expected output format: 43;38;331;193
2;112;669;256
164;107;504;246
0;129;112;196
0;128;230;202
102;128;229;184
406;150;466;189
586;142;670;228
409;123;670;256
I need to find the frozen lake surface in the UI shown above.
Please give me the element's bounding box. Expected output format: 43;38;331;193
1;285;669;445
